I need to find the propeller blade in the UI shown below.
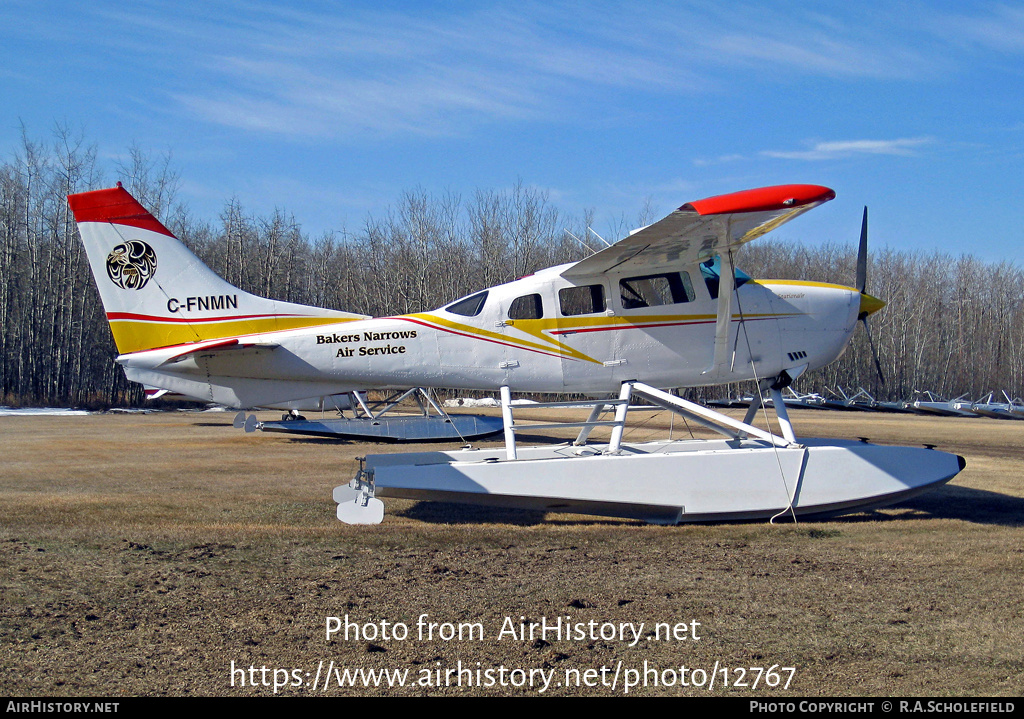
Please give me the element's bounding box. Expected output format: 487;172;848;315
856;206;868;295
852;204;885;387
861;316;886;387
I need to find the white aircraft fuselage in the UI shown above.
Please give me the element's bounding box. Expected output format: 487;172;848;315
115;262;862;406
69;183;879;408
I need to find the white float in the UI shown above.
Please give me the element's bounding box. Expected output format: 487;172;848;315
334;382;964;525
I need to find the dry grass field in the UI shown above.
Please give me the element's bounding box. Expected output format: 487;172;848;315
1;406;1022;696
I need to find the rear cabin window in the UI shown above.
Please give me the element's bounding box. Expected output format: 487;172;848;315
619;272;694;309
446;291;488;317
508;294;543;320
559;284;606;316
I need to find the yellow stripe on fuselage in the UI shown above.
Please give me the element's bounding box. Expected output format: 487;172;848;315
753;279;857;291
110;315;358;354
404;313;601;362
405;310;793;365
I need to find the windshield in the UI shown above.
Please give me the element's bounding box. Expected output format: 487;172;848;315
700;258;751;299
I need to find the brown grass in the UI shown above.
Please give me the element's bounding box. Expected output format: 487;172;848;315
1;408;1022;696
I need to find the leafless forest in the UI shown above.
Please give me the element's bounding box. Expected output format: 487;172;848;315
3;127;1023;407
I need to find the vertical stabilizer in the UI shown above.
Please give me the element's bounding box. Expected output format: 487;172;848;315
68;185;367;354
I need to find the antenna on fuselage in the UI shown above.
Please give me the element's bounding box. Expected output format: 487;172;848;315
587;227;613;247
564;229;600;256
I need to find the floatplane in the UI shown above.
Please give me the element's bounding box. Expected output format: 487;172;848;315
68;182;964;525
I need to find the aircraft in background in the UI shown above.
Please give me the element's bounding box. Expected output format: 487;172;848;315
145;383;505;443
69;183;963;525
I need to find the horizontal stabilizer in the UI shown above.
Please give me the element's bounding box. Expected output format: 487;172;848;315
158;338;280;366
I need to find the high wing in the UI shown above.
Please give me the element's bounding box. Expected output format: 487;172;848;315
561;183;836;379
562;184;835;277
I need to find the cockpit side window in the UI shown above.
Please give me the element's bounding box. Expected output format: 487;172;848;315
446;290;489;317
508;293;543;320
558;284;606;316
701;258;751;299
619;272;694;309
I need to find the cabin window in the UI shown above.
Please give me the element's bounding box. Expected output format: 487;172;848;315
559;284;606;316
619;272;694;309
701;258;751;299
508;293;543;320
446;290;489;317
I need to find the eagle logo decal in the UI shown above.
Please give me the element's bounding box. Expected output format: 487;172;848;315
105;240;157;290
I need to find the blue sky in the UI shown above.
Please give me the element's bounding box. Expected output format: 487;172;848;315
3;0;1023;261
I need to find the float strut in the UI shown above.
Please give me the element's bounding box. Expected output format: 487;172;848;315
500;385;517;460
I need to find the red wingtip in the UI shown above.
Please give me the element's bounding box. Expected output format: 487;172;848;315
67;185;174;238
684;184;836;216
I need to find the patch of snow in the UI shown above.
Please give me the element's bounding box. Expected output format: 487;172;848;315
0;407;92;416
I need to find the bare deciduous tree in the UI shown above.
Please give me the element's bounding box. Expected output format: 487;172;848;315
4;128;1024;407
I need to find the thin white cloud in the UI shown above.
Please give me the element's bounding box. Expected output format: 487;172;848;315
705;33;935;80
693;154;746;167
651;2;947;80
24;3;971;141
158;6;708;138
931;4;1024;53
760;138;934;161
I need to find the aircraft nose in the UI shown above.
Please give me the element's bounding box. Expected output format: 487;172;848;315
859;292;885;318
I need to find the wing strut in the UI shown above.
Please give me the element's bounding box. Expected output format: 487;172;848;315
704;244;737;378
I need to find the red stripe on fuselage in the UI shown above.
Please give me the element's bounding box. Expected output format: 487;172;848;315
106;311;311;323
549;316;776;335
